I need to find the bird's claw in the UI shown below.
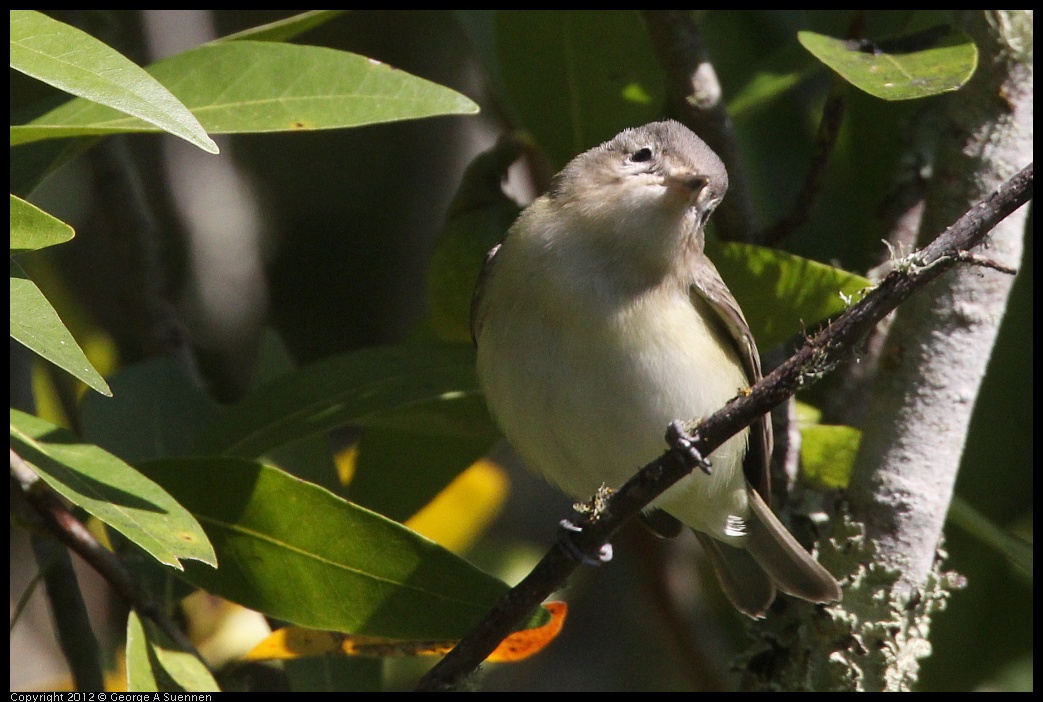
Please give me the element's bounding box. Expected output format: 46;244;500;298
667;420;712;475
559;519;613;566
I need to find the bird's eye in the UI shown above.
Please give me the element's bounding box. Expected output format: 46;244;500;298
630;147;653;163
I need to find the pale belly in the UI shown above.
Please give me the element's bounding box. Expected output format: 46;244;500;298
477;286;751;542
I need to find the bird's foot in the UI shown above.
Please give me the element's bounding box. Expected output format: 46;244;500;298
667;419;712;475
559;519;613;566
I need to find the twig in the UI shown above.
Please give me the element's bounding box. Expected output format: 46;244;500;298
954;251;1018;275
11;448;203;658
414;162;1032;691
641;10;755;241
761;75;847;246
760;11;865;246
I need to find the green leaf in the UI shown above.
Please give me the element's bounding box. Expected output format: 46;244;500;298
10;195;74;252
707;240;872;350
798;25;977;101
245;329;342;492
800;423;860;490
215;10;347;43
9;258;111;397
10;134;95;198
9;409;216;570
79;357;219;465
794;399;823;426
195;342;487;458
13;41;479;144
426;136;523;345
948;496;1033;577
139;458;528;639
727;42;818;117
727;68;808;117
496;10;664;167
350;395;499;522
455;11;501;96
126;611;219;693
9;10;218;153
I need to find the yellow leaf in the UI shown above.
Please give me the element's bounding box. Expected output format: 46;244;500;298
244;602;567;664
406;457;509;553
333;443;509;554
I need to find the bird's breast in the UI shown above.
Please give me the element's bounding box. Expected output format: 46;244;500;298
477;274;751;537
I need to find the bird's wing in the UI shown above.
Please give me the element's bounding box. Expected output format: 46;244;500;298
689;256;774;502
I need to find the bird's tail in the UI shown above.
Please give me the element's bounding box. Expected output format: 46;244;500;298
697;488;841;618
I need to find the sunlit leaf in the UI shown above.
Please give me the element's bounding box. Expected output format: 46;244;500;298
215;10;347;43
13;41;478;144
11;259;111;397
707;240;871;350
10;10;218;152
10;194;74;252
126;611;219;692
798;25;977;101
10;410;216;569
138;458;540;639
800;424;860;490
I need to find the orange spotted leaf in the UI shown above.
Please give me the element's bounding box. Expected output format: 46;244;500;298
486;601;567;662
245;602;567;664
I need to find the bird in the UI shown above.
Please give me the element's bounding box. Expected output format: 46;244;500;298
471;120;841;617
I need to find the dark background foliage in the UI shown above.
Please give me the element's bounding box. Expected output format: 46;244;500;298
11;10;1031;691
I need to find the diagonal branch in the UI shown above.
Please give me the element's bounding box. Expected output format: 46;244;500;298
415;162;1032;691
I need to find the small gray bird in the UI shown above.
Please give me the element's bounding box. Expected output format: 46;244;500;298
471;121;841;618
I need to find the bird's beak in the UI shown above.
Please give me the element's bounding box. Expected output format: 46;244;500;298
663;170;709;201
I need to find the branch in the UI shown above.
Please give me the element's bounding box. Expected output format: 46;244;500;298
641;10;756;241
846;7;1034;596
11;448;203;658
415;163;1032;691
760;75;847;245
760;11;867;246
